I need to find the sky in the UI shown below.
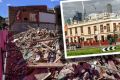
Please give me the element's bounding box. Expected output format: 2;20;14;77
62;0;120;20
0;0;60;17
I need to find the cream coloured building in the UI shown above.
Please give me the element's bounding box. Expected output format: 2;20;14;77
65;18;120;43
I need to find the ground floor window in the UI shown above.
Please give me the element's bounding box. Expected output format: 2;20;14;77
70;37;73;42
80;37;84;42
66;39;69;43
78;38;81;43
74;38;77;43
94;36;98;42
101;35;104;42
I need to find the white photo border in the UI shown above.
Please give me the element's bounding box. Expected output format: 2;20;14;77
60;0;120;59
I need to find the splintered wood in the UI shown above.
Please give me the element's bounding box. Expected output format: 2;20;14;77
12;27;62;64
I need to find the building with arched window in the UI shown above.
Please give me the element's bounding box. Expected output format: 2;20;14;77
65;13;120;46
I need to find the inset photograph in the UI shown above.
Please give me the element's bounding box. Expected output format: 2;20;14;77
61;0;120;58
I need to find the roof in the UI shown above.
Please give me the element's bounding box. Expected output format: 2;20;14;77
9;5;47;8
67;18;120;28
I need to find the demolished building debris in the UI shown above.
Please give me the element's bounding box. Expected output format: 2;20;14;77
4;27;120;80
12;26;63;64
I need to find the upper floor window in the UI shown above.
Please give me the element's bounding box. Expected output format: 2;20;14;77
81;26;83;33
88;27;91;34
65;31;67;36
106;24;110;32
100;25;103;32
94;26;97;33
113;23;117;31
70;28;72;35
75;27;77;34
119;23;120;31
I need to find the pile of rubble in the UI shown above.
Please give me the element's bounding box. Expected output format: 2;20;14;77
12;26;62;64
57;56;120;80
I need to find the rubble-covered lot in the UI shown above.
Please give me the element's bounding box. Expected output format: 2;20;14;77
6;26;65;80
6;27;120;80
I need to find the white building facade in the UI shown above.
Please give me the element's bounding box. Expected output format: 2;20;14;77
66;18;120;45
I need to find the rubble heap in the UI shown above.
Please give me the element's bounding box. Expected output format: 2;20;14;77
58;56;120;80
12;27;62;64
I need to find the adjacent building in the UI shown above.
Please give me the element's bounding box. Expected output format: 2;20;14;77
9;5;58;33
106;3;112;13
9;5;48;24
